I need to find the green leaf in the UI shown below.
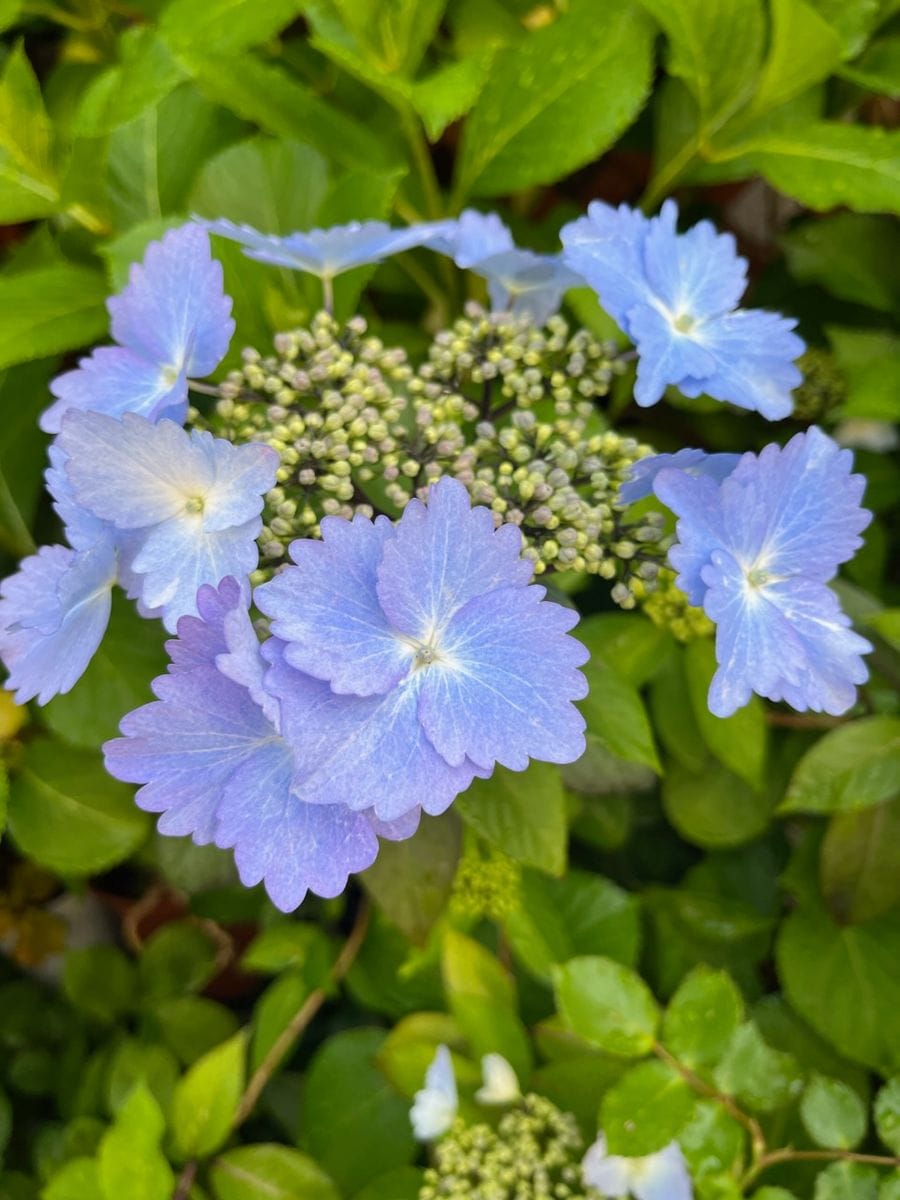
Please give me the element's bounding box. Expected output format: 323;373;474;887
62;946;137;1025
242;921;333;977
684;639;767;790
8;740;148;876
601;1058;696;1156
649;650;708;773
210;1144;340;1200
780;716;900;814
637;0;764;122
303;1029;416;1194
456;0;653;196
750;0;842;115
442;928;531;1079
723;123;900;214
44;1159;103;1200
828;327;900;423
456;762;567;875
713;1023;804;1113
554;956;660;1057
0;265;108;370
411;50;494;141
138;921;221;1001
782;214;900;312
777;903;900;1073
506;868;641;982
679;1100;745;1182
806;0;882;58
577;613;674;688
839;36;900;99
98;1085;174;1200
0;43;59;220
579;660;661;773
160;0;302;56
813;1162;879;1200
362;810;461;943
800;1073;867;1150
323;0;446;75
171;1032;246;1160
874;1077;900;1154
379;1013;469;1098
106;1039;179;1116
820;797;900;924
150;996;240;1067
663;758;774;849
250;969;310;1073
662;966;744;1069
72;29;187;136
43;594;168;748
352;1167;424;1200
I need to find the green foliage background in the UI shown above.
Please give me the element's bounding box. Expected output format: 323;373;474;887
0;1;899;1197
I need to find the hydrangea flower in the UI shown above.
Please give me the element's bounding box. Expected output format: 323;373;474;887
57;411;278;630
475;1054;521;1105
582;1135;692;1200
653;427;872;716
255;476;589;821
425;209;582;322
619;448;742;505
104;577;419;912
411;1045;458;1140
41;225;234;433
561;200;804;418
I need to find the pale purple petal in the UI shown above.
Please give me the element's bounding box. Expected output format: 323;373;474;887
376;476;532;642
45;444;116;552
108;223;234;377
619;449;742;505
41;347;187;435
642;199;746;319
0;543;115;704
476;249;583;324
416;585;588;771
560;201;653;331
653;470;729;606
254;514;410;696
422;209;514;268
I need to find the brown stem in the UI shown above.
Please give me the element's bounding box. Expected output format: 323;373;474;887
232;899;371;1128
172;1160;197;1200
653;1042;766;1160
742;1147;900;1189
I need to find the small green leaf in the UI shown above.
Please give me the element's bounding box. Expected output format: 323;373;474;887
874;1077;900;1154
456;0;653;196
241;921;333;977
506;869;641;982
579;660;661;773
62;946;137;1025
0;43;59;221
781;717;900;815
662;966;744;1069
106;1039;180;1116
456;762;567;875
8;740;148;876
139;921;220;1002
303;1029;417;1193
250;969;310;1073
601;1058;696;1156
577;613;674;688
171;1032;246;1160
411;50;494;141
554;956;660;1057
684;639;767;790
0;265;108;370
813;1161;879;1200
679;1100;745;1181
839;36;900;99
800;1073;867;1150
821;798;900;924
362;810;461;943
713;1023;804;1112
150;996;240;1067
98;1085;174;1200
210;1144;341;1200
44;1158;103;1200
663;758;774;849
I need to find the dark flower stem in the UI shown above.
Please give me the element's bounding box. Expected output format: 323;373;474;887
231;899;371;1129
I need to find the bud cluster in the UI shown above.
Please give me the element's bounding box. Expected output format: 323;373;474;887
419;1095;589;1200
188;308;671;602
791;347;846;422
451;846;522;921
642;567;715;641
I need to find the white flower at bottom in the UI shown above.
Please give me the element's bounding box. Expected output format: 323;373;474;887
582;1135;692;1200
411;1045;458;1141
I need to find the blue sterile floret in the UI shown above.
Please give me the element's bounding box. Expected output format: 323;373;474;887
653;428;873;717
561;199;805;418
41;225;234;433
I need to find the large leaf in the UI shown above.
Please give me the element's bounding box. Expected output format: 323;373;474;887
7;739;148;876
160;0;303;56
456;761;567;875
579;660;661;774
663;758;774;849
0;264;108;370
684;638;767;791
554;956;660;1057
777;902;900;1074
780;716;900;815
600;1058;696;1156
839;36;900;99
456;0;653;196
0;43;59;221
209;1144;340;1200
820;798;900;925
782;213;900;312
750;0;842;115
72;29;187;136
171;1033;246;1160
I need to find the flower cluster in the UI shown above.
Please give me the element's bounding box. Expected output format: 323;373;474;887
0;200;876;907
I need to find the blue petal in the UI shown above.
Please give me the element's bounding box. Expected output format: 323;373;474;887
560;201;653;332
108;223;234;378
631;1143;693;1200
255;514;410;696
45;444;117;553
619;448;741;505
376;476;532;643
641;199;747;320
476;250;583;324
653;469;729;606
265;641;483;822
41;346;187;435
0;542;115;704
416;585;588;771
627;304;717;408
422;209;514;268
